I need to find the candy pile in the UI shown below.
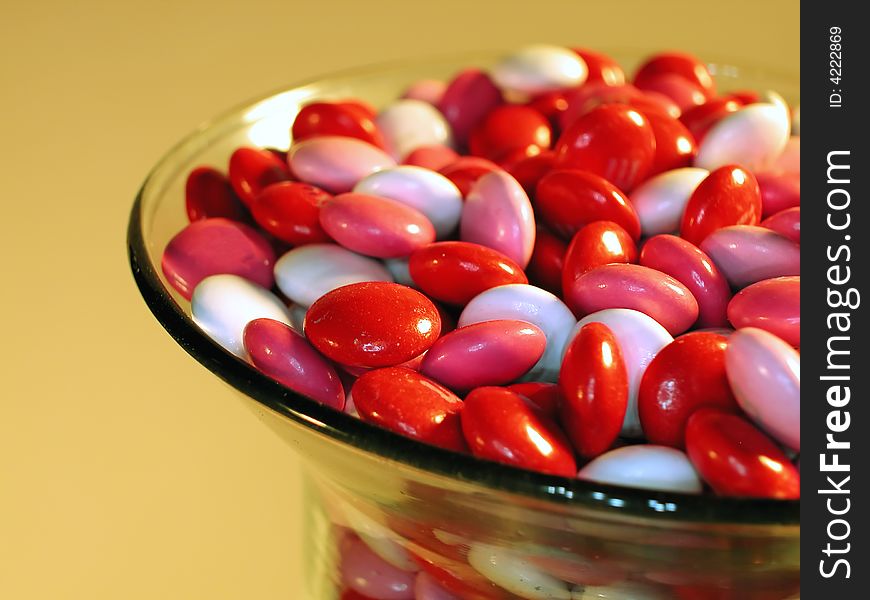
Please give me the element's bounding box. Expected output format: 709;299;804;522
162;45;800;507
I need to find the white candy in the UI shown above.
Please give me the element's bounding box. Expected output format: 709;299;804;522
577;445;702;494
191;274;293;358
383;257;416;288
491;44;588;95
695;103;790;171
571;309;673;438
459;284;576;382
376;99;454;160
274;244;393;306
573;582;666;599
354;166;463;239
630;168;709;237
468;543;572;600
340;502;419;572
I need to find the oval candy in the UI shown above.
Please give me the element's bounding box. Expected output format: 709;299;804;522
161;218;275;300
191;274;293;358
420;320;546;392
459;284;577;382
249;181;332;245
402;144;460;172
680;165;762;246
289;136;396;193
761;206;800;244
436;69;503;145
561;221;637;295
695;103;790;171
320;192;436;258
700;225;801;289
340;535;416;600
577;445;702;494
376;99;454;160
727;277;800;347
469;104;551;163
438;156;499;197
725;327;800;451
526;226;568;296
460;170;536;268
291;101;386;149
630;167;708;237
467;543;572;600
274;243;393;306
227;146;291;206
354;166;463;239
243;318;345;410
305;282;441;368
633;52;716;97
351;367;467;452
490;44;588;95
184;166;248;222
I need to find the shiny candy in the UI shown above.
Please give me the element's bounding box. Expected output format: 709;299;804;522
639;234;731;328
725;327;800;451
757;171;800;218
304;282;441;368
227;146;291;206
320;193;436;258
249;181;332;245
354;166;463;239
680;165;762;246
243;318;345;410
408;241;527;306
562;221;637;296
630;167;708;237
645;112;697;175
460;284;577;382
460;170;536;268
161;218;275;300
526;226;568;296
727;277;800;347
461;387;577;477
376;99;454;160
437;69;503;145
762;207;800;244
191;274;293;358
577;445;702;494
438;156;499;197
555;104;656;192
638;332;738;448
571;48;625;86
288;135;396;193
340;535;416;600
184;166;247;222
572;309;673;438
565;264;699;335
469;105;551;163
535;169;641;240
559;322;628;458
700;225;801;289
695;103;790;171
633;52;716;97
291;101;386;149
467;543;572;600
402;144;459;171
351;367;466;452
490;44;588;96
274;243;392;306
420;320;546;391
635;73;707;113
685;409;800;498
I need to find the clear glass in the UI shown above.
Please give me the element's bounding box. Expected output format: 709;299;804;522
128;53;800;600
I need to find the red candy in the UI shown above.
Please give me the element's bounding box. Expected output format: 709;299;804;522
506;382;560;419
635;73;707;113
185;166;248;222
535;170;641;240
468;105;551;163
227;146;291;206
562;221;638;295
249;181;332;245
727;276;800;347
505;150;557;195
438;156;499;197
639;234;731;328
756;171;800;218
437;69;503;146
680;165;762;246
408;241;528;306
243;318;345;410
571;48;625;86
559;322;628;458
461;387;577;477
645;112;697;175
554;104;656;191
762;206;800;244
305;282;441;368
633;52;716;98
678;97;741;142
161;217;275;300
685;409;800;499
351;367;467;452
291;101;386;149
526;226;568;296
638;332;738;448
402;144;460;171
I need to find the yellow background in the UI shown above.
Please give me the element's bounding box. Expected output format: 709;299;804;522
1;1;798;598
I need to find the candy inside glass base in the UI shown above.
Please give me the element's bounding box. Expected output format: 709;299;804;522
128;51;799;600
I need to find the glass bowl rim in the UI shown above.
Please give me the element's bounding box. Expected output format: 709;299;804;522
127;52;800;527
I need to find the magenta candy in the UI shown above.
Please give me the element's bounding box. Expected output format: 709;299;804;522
757;171;800;218
460;170;536;268
700;225;801;289
243;318;345;410
638;234;731;328
420;320;546;391
762;206;800;243
340;535;416;600
320;193;436;258
565;264;699;334
437;69;504;145
727;276;800;347
288;135;396;193
161;218;275;300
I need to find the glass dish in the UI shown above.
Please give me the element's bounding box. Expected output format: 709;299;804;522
128;52;800;599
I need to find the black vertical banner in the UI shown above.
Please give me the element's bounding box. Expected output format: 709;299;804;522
802;2;867;597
